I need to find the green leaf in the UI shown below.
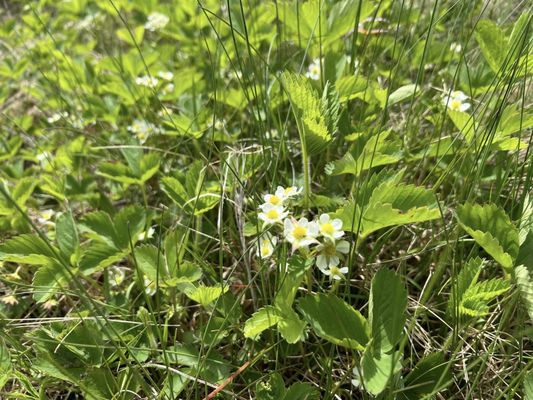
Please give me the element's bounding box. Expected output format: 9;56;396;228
447;257;484;317
388;84;418;106
56;212;79;257
244;306;283;340
138;153;160;183
456;203;519;271
33;261;68;303
369;268;407;352
81;211;119;248
336;182;440;238
0;339;11;390
184;284;227;307
298;293;370;350
516;265;533;322
524;370;533;400
361;346;402;395
115;25;144;46
283;382;320;400
475;19;507;73
460;278;510;316
399;353;451;399
277;309;306;344
281;71;333;155
0;234;58;265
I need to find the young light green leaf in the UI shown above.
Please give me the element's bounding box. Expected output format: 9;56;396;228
298;293;370;350
456;203;519;271
184;284;227;307
244;306;283;340
475;19;507;73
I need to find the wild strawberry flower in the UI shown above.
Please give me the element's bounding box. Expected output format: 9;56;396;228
284;217;319;251
317;214;344;241
259;186;302;211
315;240;350;273
442;90;471;112
108;266;126;287
157;71;174;81
135;75;159;88
144;12;169;32
305;58;321;80
321;264;349;281
258;204;288;226
257;233;278;259
138;227;155;241
144;275;157;296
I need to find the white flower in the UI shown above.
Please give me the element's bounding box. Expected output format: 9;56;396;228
214;118;226;131
47;112;68;123
316;240;350;273
138;227;155;241
108;266;126;287
450;42;462;54
143;275;157;296
144;12;169;32
321;264;349;280
37;209;56;226
442;90;471;112
257;233;278;258
259;186;301;211
305;58;321;80
284;217;319;251
128;119;162;143
163;83;174;94
258;204;288;226
279;186;302;198
317;214;344;241
157;71;174;81
135;75;159;88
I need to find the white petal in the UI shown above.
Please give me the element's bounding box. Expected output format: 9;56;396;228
307;222;320;236
319;214;330;224
332;274;342;280
329;256;340;267
336;240;350;254
333;230;345;239
275;186;285;198
332;219;343;230
299;217;309;226
459;103;471;112
339;267;349;274
316;255;328;270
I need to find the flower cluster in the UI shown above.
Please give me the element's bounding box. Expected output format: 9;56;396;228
144;12;169;32
255;186;350;281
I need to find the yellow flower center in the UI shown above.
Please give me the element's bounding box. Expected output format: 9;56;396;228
269;195;281;205
284;187;294;196
261;245;270;256
330;266;341;276
321;223;334;235
266;209;279;220
293;226;307;240
450;99;461;110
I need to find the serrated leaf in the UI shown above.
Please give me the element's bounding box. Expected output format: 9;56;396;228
456;203;519;271
337;182;440;238
184;284;227;307
33;260;68;303
0;234;58;265
475;19;507;73
243;306;283;340
81;211;119;247
56;212;79;257
79;242;126;275
277;309;306;344
460;278;509;316
447;257;484;317
298;293;370;350
516;265;533;321
369;268;407;352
